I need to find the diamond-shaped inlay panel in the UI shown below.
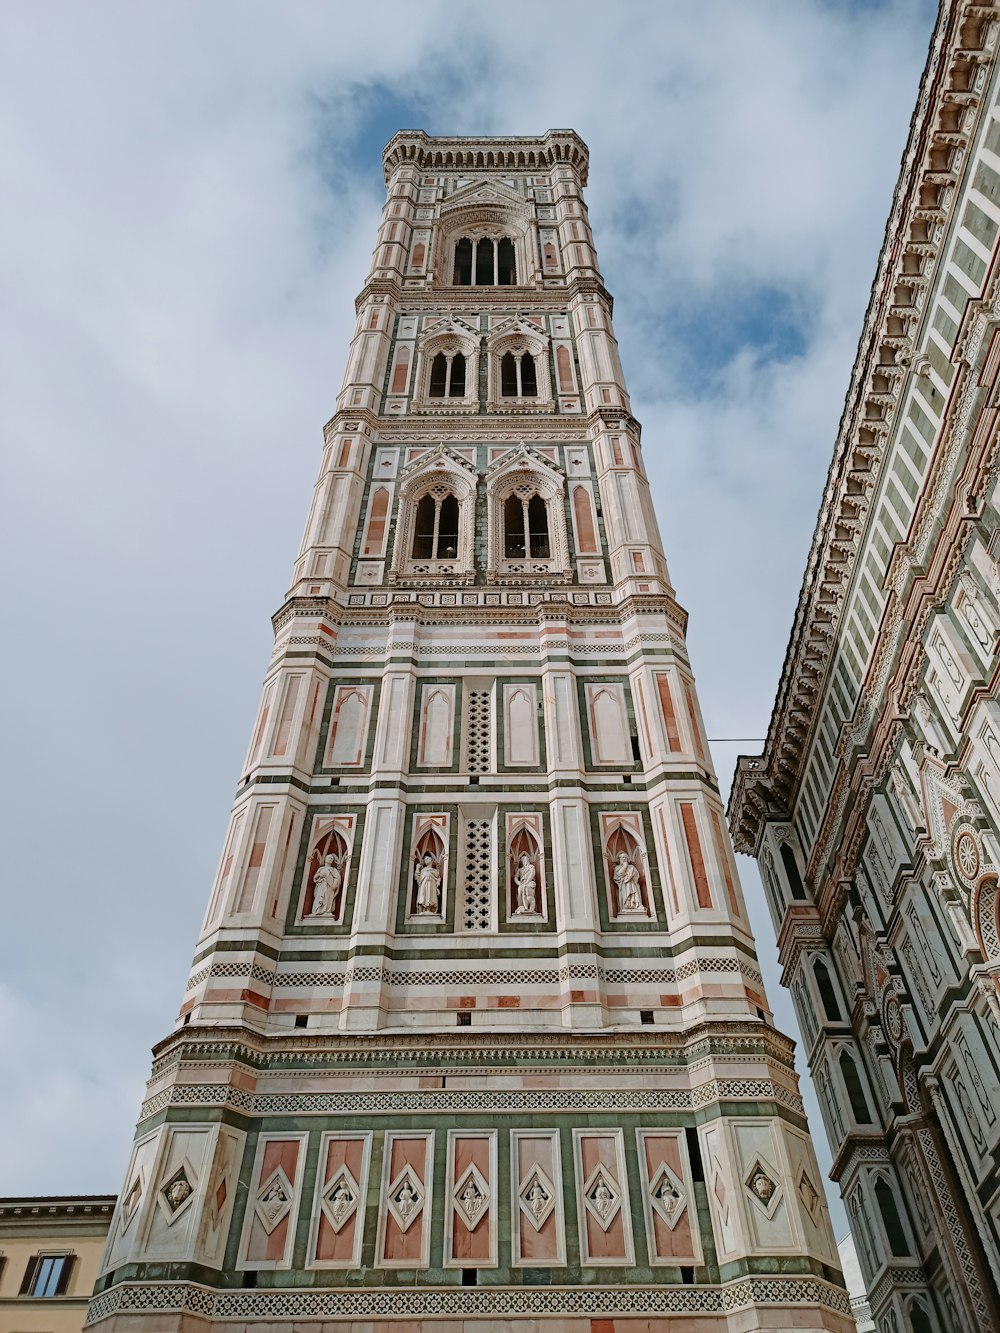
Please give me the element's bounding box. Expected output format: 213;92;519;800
321;1165;361;1234
254;1166;294;1235
649;1160;687;1230
157;1159;198;1226
798;1169;820;1222
518;1165;556;1232
582;1163;621;1232
745;1158;782;1218
453;1163;489;1232
387;1164;425;1233
121;1173;143;1233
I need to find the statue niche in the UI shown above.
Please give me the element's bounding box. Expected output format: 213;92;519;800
411;827;446;917
508;824;543;918
605;825;649;917
304;828;350;920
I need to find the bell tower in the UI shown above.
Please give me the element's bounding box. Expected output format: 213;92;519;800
88;131;852;1332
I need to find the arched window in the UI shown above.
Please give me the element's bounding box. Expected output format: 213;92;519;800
908;1299;933;1333
411;490;460;561
504;492;550;560
428;351;467;399
780;841;807;900
874;1178;910;1257
814;958;842;1021
454;235;516;285
500;351;538;398
839;1050;873;1124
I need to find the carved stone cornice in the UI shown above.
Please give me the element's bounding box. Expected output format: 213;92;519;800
728;1;999;856
381;129;590;186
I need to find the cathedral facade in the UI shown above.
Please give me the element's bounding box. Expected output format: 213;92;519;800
87;131;850;1331
729;4;1000;1332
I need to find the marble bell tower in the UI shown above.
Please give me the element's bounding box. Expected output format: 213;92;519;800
87;131;853;1332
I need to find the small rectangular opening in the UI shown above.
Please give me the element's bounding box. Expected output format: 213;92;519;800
182;1013;191;1026
462;1268;477;1286
457;1011;472;1027
630;735;642;761
681;1265;695;1285
244;1270;259;1289
622;774;632;784
294;1014;309;1029
640;1010;654;1025
469;775;480;785
686;1126;705;1182
755;1006;766;1021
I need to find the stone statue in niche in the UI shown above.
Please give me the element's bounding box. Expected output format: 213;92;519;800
613;849;646;914
513;851;539;915
415;852;441;914
310;854;342;917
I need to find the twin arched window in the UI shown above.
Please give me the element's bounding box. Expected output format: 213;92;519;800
412;491;460;560
503;493;550;560
500;351;537;398
429;351;466;398
454;236;516;285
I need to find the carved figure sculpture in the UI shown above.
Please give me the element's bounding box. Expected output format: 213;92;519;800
310;853;341;917
166;1177;191;1209
260;1181;287;1222
415;852;441;913
460;1179;483;1219
513;851;538;914
614;850;644;913
396;1178;417;1221
329;1181;352;1223
527;1180;548;1220
593;1178;614;1217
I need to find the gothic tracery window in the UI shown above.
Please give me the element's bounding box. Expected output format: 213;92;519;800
453;235;516;285
500;350;538;398
412;489;460;560
428;351;466;398
504;491;550;560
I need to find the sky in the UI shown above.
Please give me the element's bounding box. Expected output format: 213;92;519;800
0;0;937;1246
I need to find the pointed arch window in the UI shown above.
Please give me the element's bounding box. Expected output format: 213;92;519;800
500;351;538;398
454;235;516;285
779;841;807;900
814;958;842;1022
504;492;550;560
412;491;460;560
428;351;467;398
839;1049;873;1124
874;1177;910;1257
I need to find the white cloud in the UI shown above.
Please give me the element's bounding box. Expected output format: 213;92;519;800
0;0;934;1236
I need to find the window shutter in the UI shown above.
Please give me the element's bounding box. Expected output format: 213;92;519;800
19;1254;39;1294
55;1253;76;1295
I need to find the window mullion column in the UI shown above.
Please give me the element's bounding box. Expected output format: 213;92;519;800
493;240;499;286
471;238;478;285
432;498;442;560
444;355;452;398
522;501;530;561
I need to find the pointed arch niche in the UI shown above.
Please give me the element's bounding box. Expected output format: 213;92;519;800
299;816;355;924
600;812;653;920
506;813;546;922
485;448;569;583
391;447;477;584
407;814;449;921
430;184;531;293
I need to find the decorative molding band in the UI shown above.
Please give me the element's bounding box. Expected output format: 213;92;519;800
137;1078;804;1125
87;1275;852;1325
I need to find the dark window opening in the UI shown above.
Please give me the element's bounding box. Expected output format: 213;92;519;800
839;1050;873;1124
437;494;459;558
294;1014;308;1029
780;841;807;900
412;494;436;559
457;1011;471;1026
504;494;526;558
640;1009;654;1025
875;1178;910;1257
429;352;448;397
501;351;518;397
909;1301;933;1333
454;237;473;285
461;1268;478;1286
814;959;842;1022
520;351;538;396
475;237;495;285
680;1266;695;1285
527;493;549;557
630;735;642;762
498;237;516;284
685;1126;704;1182
449;353;466;397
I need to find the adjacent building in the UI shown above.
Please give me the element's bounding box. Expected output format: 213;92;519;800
86;131;851;1330
0;1195;114;1333
729;3;1000;1331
